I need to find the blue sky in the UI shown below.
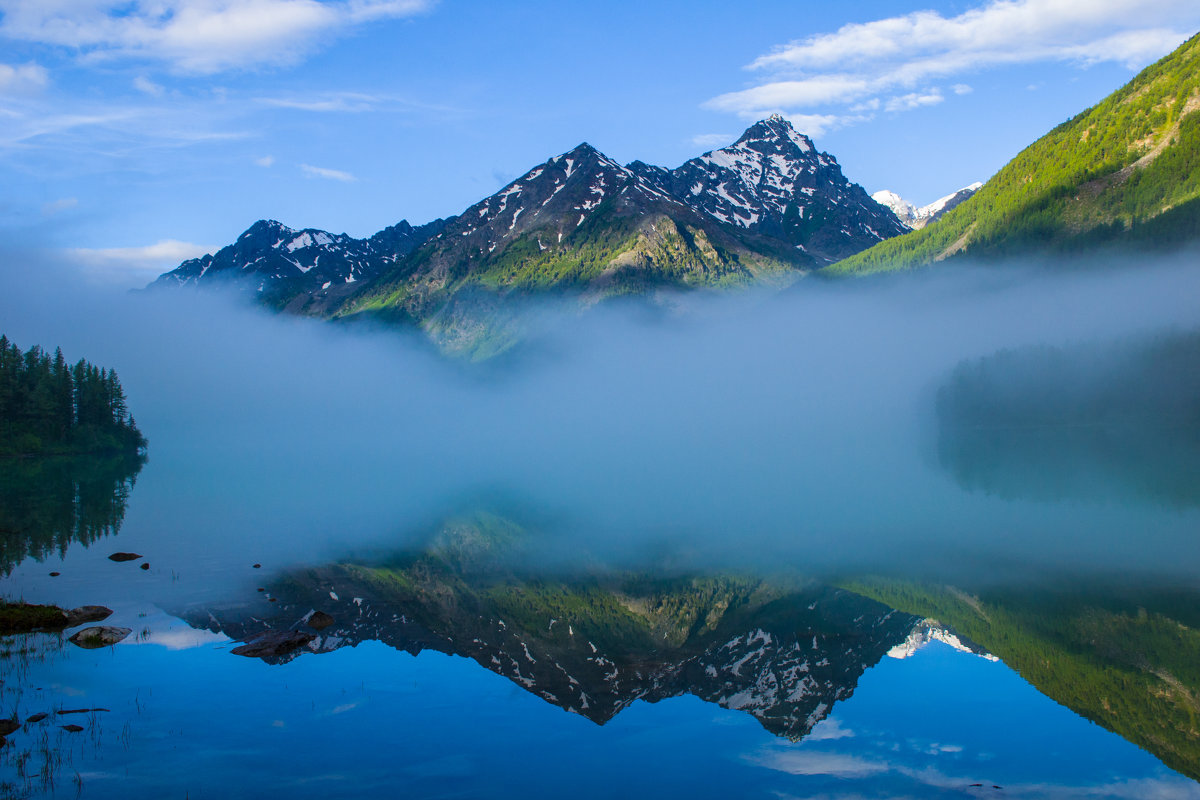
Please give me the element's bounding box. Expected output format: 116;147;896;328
2;0;1199;286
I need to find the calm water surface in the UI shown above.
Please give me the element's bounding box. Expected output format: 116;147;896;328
2;275;1200;798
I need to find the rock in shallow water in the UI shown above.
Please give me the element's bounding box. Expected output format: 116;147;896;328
230;630;315;659
108;552;141;562
307;611;335;630
68;626;132;649
0;720;19;736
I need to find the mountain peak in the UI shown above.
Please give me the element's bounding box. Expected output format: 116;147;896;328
735;114;815;154
560;142;600;158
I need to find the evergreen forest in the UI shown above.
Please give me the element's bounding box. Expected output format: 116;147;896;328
0;335;147;458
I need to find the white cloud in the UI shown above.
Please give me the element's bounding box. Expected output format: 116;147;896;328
133;75;164;96
705;0;1200;124
690;133;735;149
0;0;437;74
705;75;871;116
68;239;216;285
255;155;275;167
300;163;356;182
41;196;77;215
885;89;945;112
0;61;48;94
749;0;1196;75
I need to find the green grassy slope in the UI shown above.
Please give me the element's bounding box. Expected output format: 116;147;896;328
832;31;1200;274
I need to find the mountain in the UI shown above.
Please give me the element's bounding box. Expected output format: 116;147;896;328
834;31;1200;274
150;218;447;313
871;183;982;230
631;115;907;262
151;117;903;354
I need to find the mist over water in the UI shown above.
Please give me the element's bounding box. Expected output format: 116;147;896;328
3;249;1200;604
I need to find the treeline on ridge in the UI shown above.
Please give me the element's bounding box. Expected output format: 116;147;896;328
0;335;147;457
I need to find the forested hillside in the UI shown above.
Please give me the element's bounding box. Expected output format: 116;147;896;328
833;31;1200;273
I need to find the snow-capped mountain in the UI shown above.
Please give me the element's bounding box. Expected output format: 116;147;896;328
632;114;908;262
872;182;983;230
369;140;755;311
149;217;447;312
151;116;912;353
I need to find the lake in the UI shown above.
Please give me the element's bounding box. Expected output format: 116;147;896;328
2;265;1200;798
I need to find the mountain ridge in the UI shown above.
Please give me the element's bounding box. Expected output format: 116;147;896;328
150;117;908;353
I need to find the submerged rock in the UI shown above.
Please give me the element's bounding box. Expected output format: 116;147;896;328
68;626;132;649
65;606;113;628
108;552;142;562
60;724;84;733
230;630;315;659
0;719;19;736
25;713;47;724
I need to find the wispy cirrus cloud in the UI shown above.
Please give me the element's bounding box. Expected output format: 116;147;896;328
256;90;468;119
257;92;382;113
300;163;356;182
0;0;437;74
704;0;1200;131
